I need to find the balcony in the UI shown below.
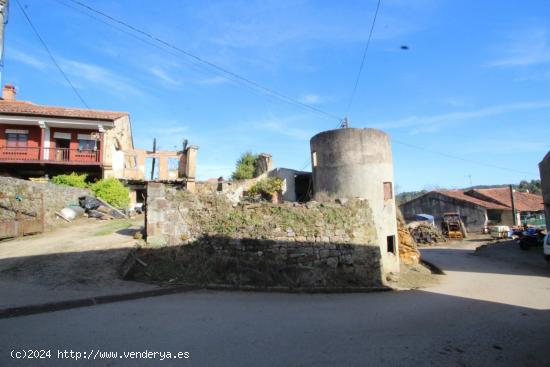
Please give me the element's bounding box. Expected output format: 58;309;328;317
0;146;101;165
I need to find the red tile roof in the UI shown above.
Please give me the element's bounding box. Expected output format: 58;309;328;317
471;188;544;212
0;100;128;121
437;189;510;210
436;188;544;212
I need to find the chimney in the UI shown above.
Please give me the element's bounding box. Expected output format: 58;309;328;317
2;84;16;101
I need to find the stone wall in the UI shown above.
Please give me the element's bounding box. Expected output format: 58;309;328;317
0;177;92;229
144;182;386;288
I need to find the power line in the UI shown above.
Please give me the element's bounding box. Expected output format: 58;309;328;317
47;1;536;179
15;0;89;108
61;0;342;122
392;139;537;176
344;0;381;121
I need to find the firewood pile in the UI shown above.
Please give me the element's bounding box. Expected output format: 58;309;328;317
407;222;446;244
397;216;421;265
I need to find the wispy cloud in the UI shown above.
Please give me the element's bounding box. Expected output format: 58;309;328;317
514;71;550;82
7;48;49;71
60;59;145;97
372;100;550;132
150;66;182;87
488;26;550;67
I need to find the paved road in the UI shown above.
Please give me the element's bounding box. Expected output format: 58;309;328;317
1;242;549;366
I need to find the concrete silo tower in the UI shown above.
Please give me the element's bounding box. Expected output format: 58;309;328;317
310;128;399;273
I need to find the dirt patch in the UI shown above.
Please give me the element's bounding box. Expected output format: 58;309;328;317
390;262;442;290
0;217;144;289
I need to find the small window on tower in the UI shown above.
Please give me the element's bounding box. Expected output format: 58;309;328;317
312;151;317;167
387;235;395;254
383;182;393;200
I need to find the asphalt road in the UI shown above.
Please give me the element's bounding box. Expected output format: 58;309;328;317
1;242;549;367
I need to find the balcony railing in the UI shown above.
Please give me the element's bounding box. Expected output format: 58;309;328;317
0;146;100;164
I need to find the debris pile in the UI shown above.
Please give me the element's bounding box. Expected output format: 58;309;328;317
407;222;446;244
79;196;126;220
397;215;421;265
56;196;127;222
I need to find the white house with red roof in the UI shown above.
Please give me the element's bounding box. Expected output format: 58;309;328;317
0;84;134;179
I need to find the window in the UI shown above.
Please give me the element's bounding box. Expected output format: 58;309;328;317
77;133;97;151
387;235;396;254
383;182;393;200
312;151;317;167
168;157;180;171
78;139;96;151
487;210;502;223
6;130;28;148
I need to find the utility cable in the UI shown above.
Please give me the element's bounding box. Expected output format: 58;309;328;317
392;139;537;176
343;0;381;123
15;0;89;108
61;0;342;122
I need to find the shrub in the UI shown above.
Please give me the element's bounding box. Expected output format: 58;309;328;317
247;177;284;197
231;152;257;180
51;172;89;188
90;178;130;208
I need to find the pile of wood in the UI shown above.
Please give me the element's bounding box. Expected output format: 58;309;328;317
407;222;446;244
397;216;421;265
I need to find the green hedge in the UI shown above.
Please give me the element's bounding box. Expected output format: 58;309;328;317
90;178;130;208
51;172;88;188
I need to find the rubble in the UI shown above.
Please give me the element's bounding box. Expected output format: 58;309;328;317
77;195;127;221
407;221;446;244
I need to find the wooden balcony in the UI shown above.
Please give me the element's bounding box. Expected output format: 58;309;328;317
0;147;101;165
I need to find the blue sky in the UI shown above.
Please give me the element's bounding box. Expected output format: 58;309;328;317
3;0;550;191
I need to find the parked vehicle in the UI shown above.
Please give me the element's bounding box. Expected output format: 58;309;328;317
441;212;467;239
518;227;546;251
544;234;550;263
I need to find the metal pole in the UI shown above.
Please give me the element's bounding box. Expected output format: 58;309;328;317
509;184;517;226
150;138;156;180
0;0;9;87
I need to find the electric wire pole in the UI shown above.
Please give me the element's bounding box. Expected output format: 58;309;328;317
0;0;9;87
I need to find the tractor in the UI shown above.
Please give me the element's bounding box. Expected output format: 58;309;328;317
441;212;468;239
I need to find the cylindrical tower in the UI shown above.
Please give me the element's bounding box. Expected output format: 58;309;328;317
310;128;399;273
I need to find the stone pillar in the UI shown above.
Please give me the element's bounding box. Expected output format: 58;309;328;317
184;145;199;192
255;153;273;177
158;156;168;180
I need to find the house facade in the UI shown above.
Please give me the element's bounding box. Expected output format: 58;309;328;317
0;84;133;179
400;188;545;231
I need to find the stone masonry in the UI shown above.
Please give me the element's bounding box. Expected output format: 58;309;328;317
144;182;386;288
0;177;92;229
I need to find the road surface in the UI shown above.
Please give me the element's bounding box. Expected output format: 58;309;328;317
1;241;549;366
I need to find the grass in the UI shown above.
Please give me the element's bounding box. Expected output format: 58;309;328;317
93;219;134;236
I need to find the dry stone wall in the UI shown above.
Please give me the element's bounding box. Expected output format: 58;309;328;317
0;177;92;229
144;183;386;288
